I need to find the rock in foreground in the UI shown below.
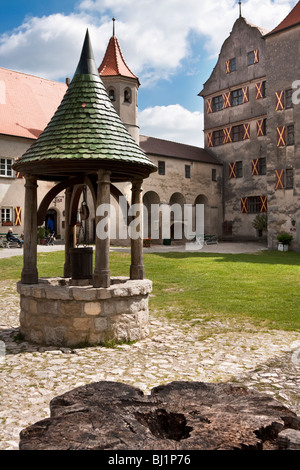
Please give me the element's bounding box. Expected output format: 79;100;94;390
19;381;300;450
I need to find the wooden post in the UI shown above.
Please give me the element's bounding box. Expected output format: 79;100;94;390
93;170;111;288
21;175;38;284
130;178;145;280
63;186;72;277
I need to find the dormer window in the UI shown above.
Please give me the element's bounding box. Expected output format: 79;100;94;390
124;88;131;103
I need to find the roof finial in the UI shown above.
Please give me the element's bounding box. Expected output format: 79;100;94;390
239;1;242;18
112;17;116;37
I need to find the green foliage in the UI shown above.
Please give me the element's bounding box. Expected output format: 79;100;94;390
252;214;268;232
277;232;293;245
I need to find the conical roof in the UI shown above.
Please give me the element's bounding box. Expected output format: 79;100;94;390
98;20;139;83
13;30;156;182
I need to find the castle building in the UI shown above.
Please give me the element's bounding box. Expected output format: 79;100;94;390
200;2;300;250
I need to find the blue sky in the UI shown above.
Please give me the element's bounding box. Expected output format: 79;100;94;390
0;0;296;146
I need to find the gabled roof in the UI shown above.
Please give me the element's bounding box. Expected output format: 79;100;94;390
265;1;300;37
98;33;139;83
139;135;222;166
0;67;67;140
13;30;156;181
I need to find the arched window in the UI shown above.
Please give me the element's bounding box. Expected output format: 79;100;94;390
124;88;131;103
108;88;115;101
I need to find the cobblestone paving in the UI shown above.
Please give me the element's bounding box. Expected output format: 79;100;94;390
1;279;300;450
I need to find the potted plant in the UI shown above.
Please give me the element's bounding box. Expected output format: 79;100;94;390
277;232;293;252
37;226;49;245
143;238;152;248
252;214;268;238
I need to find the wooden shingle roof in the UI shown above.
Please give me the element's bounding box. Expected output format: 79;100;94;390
13;30;156;182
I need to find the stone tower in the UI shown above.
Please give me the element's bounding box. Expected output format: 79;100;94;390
98;19;140;144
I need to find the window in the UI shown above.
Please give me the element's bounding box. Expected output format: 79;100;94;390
248;50;259;65
158;161;165;175
232;125;244;142
236;161;243;178
287;125;294;145
213;130;223;147
248;197;261;214
229;58;236;72
258;158;266;175
256;81;267;99
286;169;294;189
1;207;13;223
0;158;13;177
185;165;191;179
212;95;223;112
231;88;243;107
285;89;293;109
212;169;217;181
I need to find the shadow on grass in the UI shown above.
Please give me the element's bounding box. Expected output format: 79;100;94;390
148;250;300;267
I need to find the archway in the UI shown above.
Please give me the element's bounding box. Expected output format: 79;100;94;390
143;191;160;241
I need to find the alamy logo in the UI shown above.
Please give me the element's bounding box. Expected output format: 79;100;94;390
95;197;205;250
292;81;300;105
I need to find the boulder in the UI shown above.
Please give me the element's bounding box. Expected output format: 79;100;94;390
19;381;300;450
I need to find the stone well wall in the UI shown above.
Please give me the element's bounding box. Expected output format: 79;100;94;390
17;277;152;347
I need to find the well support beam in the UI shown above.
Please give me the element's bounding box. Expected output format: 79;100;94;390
93;170;111;288
130;178;145;280
21;175;38;284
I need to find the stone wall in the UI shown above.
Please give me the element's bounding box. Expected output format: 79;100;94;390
17;277;152;347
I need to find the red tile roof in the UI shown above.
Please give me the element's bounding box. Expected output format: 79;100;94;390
98;35;139;82
0;67;67;140
265;1;300;37
139;135;222;165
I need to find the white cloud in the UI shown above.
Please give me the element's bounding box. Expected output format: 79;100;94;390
139;104;204;147
0;0;295;83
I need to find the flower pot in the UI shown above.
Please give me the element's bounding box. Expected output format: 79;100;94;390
278;243;288;252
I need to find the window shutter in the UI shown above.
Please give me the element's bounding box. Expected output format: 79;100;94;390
223;127;232;144
277;126;286;147
260;196;267;213
254;49;259;64
14;207;22;226
252;159;259;176
241;198;248;213
275;91;284;111
226;61;230;74
242;87;249;103
256;119;265;137
229;162;236;178
275;170;284;190
243;123;250;140
223;92;231;109
207;132;213;148
207;98;213;114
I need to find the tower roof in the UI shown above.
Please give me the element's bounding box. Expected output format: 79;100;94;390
265;1;300;37
98;20;139;83
13;30;156;182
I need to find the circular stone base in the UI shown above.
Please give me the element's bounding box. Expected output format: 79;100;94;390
17;277;152;347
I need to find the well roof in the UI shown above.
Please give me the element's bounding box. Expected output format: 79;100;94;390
13;30;156;182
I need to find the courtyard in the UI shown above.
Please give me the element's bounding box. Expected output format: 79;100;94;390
0;243;300;450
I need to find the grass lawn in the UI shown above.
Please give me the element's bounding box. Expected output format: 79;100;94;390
0;249;299;331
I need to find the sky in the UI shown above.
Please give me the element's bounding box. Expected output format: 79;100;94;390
0;0;297;147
